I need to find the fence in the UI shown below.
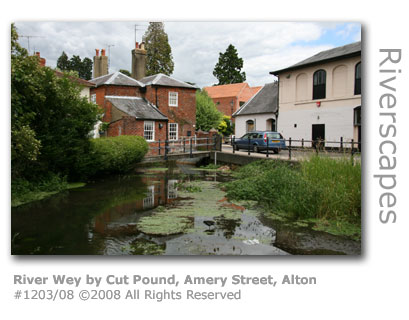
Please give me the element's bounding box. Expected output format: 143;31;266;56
229;136;361;160
148;136;220;159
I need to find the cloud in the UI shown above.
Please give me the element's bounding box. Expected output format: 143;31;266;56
14;21;360;88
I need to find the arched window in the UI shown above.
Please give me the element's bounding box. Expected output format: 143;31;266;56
246;120;254;133
355;62;361;95
313;69;326;100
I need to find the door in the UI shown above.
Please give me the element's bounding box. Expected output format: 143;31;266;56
312;124;325;148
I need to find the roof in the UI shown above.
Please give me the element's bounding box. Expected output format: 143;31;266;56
139;73;198;89
233;82;278;117
105;96;168;121
270;41;361;75
54;70;95;87
91;72;145;87
203;83;249;99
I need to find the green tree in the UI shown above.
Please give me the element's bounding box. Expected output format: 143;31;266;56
213;44;246;85
56;51;70;71
11;24;100;180
143;22;174;76
218;115;234;136
196;90;223;132
56;52;93;80
119;69;132;77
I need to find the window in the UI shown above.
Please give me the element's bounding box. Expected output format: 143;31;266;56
355;62;361;95
168;180;178;199
91;93;96;103
169;123;178;140
354;106;361;126
143;186;155;209
313;69;326;100
144;121;155;141
169;92;178;107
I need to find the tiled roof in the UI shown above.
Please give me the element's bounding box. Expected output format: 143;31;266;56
54;70;95;87
270;41;361;75
233;82;278;116
203;83;249;99
139;73;197;89
91;72;145;87
106;96;168;121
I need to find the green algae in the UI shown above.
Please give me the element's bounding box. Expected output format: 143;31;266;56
136;180;249;236
129;238;166;255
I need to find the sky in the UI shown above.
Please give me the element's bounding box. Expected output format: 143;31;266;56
14;21;361;88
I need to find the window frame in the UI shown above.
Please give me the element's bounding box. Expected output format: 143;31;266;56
313;69;326;100
144;121;155;142
168;91;178;107
91;93;96;103
169;123;178;141
354;62;361;95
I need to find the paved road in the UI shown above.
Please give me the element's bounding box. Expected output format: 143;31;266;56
221;144;361;161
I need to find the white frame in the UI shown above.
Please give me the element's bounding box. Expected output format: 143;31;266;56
169;91;178;107
90;93;96;103
169;123;178;141
144;121;155;141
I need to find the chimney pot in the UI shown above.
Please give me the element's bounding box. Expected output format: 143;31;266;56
135;42;139;49
95;49;100;56
35;52;40;57
101;49;106;56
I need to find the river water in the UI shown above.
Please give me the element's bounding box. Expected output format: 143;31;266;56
11;161;360;255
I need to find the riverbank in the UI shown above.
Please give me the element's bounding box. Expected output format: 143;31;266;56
11;177;85;207
223;157;361;241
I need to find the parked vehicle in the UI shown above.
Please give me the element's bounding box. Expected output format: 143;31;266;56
233;131;286;154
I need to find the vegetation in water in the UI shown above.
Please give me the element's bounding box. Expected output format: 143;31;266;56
224;157;361;239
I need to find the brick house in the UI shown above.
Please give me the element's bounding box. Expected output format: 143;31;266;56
203;83;262;119
90;42;197;146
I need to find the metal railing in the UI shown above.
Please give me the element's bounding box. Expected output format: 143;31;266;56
228;136;361;160
149;136;219;159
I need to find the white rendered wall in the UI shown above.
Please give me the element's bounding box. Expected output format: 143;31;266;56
235;113;276;138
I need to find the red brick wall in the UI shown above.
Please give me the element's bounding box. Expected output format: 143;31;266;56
212;96;238;118
145;86;196;138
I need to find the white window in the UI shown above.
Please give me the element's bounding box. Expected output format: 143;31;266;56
169;92;178;107
169;123;178;141
168;180;178;199
144;121;155;141
91;93;96;103
143;185;155;209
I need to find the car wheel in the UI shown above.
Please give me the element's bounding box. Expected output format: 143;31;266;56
273;148;279;154
253;145;259;153
234;144;240;151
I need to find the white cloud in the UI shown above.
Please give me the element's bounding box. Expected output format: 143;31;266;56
14;21;359;88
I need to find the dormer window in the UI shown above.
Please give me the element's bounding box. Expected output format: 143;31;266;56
313;69;326;100
169;92;178;107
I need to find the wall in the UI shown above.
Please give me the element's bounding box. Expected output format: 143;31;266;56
277;55;361;143
145;86;196;139
235;113;277;138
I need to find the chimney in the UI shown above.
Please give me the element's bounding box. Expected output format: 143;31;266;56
93;48;108;78
131;41;147;80
35;52;46;67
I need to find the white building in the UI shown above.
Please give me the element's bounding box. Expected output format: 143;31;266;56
232;82;278;138
270;41;361;148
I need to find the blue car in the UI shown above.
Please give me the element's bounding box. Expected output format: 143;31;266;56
234;131;286;154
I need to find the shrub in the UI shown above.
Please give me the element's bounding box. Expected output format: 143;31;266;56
78;135;149;177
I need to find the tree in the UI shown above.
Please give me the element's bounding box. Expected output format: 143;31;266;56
119;69;132;77
196;90;223;132
56;51;70;71
213;44;246;85
143;22;174;76
56;52;93;80
218;115;234;136
11;24;100;180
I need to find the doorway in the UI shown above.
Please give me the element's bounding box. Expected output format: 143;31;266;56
312;124;325;148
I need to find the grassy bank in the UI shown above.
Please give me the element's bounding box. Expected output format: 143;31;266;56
11;175;86;207
224;157;361;239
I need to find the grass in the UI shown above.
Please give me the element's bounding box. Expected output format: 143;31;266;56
11;175;86;207
224;156;361;239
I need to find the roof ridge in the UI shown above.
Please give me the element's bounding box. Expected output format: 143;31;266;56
105;72;119;85
117;71;145;87
234;83;265;116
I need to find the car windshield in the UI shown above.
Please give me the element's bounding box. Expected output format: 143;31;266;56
267;133;282;139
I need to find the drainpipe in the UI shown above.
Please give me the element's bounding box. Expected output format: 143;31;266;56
276;77;279;131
